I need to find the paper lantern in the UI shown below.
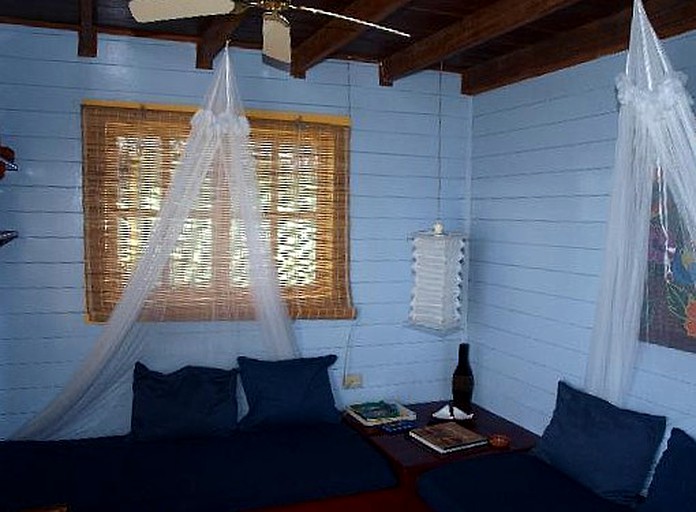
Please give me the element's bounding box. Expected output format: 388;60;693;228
409;222;465;332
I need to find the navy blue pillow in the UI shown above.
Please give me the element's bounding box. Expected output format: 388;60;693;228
641;428;696;512
238;355;340;429
131;362;238;441
534;381;666;506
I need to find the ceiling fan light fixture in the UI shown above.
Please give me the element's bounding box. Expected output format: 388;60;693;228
129;0;237;23
262;11;291;71
127;0;407;73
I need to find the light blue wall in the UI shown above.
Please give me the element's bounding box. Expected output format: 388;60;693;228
8;21;695;443
0;25;472;438
470;30;696;436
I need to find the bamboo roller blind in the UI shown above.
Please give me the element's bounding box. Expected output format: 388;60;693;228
82;102;354;322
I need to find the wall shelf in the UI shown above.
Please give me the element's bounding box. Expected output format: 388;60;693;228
0;144;18;246
0;230;18;247
0;156;18;172
0;144;17;173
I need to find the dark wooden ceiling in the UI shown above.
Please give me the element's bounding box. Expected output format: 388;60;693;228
2;0;696;94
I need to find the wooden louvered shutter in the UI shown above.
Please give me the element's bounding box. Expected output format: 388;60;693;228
82;102;354;322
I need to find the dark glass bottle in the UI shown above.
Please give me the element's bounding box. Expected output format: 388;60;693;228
452;343;474;413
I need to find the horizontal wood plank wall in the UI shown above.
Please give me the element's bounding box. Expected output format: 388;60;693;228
0;25;472;438
470;29;696;435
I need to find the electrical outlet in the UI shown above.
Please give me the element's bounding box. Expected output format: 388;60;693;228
343;373;363;389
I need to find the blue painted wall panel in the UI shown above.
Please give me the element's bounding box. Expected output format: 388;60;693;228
474;87;618;137
0;25;472;438
472;219;606;249
470;29;696;436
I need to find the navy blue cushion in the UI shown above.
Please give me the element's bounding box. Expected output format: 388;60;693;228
0;424;397;512
131;362;238;441
121;423;397;511
0;435;130;512
534;381;666;506
418;452;632;512
238;355;340;429
641;428;696;512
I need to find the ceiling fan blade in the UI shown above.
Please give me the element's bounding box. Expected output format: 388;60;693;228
129;0;237;23
262;12;291;71
289;5;410;38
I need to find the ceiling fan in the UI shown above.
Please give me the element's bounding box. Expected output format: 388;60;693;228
128;0;410;69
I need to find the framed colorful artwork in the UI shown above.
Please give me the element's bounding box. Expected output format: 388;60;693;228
640;184;696;353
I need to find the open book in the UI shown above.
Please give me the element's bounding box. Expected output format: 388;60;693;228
409;421;488;454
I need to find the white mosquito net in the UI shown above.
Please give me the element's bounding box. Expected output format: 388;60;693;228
585;0;696;404
12;48;298;440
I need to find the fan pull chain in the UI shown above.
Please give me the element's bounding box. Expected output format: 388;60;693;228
289;4;410;38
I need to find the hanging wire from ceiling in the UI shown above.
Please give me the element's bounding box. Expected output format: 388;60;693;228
225;41;231;110
341;59;356;389
347;60;353;119
436;61;444;225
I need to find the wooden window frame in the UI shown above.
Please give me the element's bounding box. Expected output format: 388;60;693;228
82;100;355;322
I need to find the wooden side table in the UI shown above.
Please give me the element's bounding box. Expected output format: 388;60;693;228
346;402;538;512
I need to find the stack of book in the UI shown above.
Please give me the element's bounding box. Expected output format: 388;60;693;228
345;401;417;427
408;421;488;454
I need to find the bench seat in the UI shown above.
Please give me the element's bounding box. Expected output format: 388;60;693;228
418;452;632;512
1;423;398;512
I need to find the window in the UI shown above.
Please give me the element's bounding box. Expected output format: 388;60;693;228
82;101;354;322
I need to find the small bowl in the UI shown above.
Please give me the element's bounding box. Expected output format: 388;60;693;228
488;434;510;449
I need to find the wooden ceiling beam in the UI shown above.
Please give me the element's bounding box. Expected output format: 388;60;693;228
78;0;97;58
291;0;412;79
196;14;248;70
461;0;696;95
0;17;201;44
379;0;584;86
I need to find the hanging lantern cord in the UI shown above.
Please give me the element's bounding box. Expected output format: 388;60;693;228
428;61;445;237
224;40;231;111
347;61;352;116
436;62;443;224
